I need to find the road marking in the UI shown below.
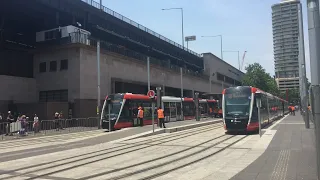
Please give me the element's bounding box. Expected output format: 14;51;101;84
279;123;305;125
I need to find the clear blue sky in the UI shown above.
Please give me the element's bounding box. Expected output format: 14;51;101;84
101;0;310;79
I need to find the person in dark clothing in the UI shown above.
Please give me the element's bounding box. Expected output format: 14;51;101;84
6;111;14;136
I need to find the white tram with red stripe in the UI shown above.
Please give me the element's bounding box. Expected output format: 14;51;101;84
100;93;219;130
222;86;289;133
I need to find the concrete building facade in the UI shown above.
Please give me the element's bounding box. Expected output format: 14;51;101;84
272;0;303;91
0;0;244;119
1;42;243;119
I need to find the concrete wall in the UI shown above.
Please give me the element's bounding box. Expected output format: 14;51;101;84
4;45;244;118
15;102;68;120
33;45;81;101
202;53;244;94
79;46;212;100
0;75;36;103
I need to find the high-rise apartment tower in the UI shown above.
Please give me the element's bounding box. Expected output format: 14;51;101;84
272;0;304;91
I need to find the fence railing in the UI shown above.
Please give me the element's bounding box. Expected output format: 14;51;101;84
80;0;201;57
0;117;99;140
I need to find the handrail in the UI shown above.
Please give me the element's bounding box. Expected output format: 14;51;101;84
80;0;201;57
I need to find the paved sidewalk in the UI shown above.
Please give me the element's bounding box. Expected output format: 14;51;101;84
231;113;317;180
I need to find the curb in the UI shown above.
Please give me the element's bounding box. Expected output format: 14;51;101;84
122;119;222;141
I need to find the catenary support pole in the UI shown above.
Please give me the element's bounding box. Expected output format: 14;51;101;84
307;0;320;179
108;103;111;132
147;57;150;91
97;40;101;129
180;67;184;120
152;100;155;133
156;87;162;127
298;2;309;128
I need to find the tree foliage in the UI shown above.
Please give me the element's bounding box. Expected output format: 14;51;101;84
242;63;279;96
279;89;300;104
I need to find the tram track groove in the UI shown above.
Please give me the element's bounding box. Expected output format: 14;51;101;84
1;121;221;149
80;135;244;180
138;135;249;180
2;124;223;180
0;123;221;159
77;134;233;180
25;132;229;180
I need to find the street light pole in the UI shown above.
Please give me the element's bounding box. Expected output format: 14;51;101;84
162;8;184;48
223;50;241;70
201;35;223;60
238;51;240;70
181;8;184;48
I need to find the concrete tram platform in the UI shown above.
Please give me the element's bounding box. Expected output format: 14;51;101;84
231;113;318;180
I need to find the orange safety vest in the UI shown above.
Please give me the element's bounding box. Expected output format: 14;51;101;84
157;109;164;119
209;108;213;113
138;109;144;118
218;109;222;114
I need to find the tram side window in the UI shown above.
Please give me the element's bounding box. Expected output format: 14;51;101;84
164;102;170;116
260;95;269;122
176;102;181;115
183;102;195;116
142;102;151;119
129;101;139;117
121;101;130;118
251;97;258;122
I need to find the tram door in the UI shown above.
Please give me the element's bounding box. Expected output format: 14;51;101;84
170;102;177;121
163;102;170;122
176;102;182;121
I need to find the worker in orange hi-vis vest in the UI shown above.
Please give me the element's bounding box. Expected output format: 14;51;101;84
157;107;166;128
137;106;144;126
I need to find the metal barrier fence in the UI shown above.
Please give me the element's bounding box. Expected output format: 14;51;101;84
0;117;99;140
